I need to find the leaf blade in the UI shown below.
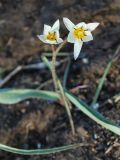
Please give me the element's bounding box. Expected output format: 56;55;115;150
0;143;79;155
0;89;59;104
91;59;113;106
66;91;120;135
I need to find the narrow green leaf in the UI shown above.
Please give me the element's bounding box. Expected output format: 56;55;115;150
91;59;113;106
0;143;79;155
41;56;52;71
0;88;120;136
66;91;120;136
63;59;71;89
0;89;59;104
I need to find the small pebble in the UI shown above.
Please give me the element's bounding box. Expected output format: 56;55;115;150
82;58;89;64
37;143;42;149
92;103;100;110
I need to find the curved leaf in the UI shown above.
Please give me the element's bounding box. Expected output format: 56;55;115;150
91;59;113;106
0;89;59;104
65;91;120;136
0;89;120;136
0;143;79;155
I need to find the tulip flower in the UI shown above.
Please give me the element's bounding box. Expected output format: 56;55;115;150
37;19;63;44
63;17;99;60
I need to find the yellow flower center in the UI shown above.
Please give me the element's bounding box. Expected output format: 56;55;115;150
73;27;86;39
46;32;57;41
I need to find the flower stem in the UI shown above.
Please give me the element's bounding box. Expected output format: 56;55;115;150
58;80;75;136
51;39;67;91
51;40;75;136
51;45;58;91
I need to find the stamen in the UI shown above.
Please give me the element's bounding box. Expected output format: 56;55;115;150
73;27;86;40
46;32;57;41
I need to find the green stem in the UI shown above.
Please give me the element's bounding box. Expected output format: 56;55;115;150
51;45;58;91
58;80;75;135
51;39;67;91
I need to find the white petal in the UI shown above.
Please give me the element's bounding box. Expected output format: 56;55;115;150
76;22;87;29
67;32;75;43
37;35;58;44
57;38;63;44
63;17;75;31
43;24;51;35
37;35;46;43
46;40;58;44
56;30;60;39
55;31;63;43
74;41;83;60
82;31;93;42
51;19;60;31
87;22;99;31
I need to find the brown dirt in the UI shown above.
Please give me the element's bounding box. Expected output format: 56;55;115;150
0;0;120;159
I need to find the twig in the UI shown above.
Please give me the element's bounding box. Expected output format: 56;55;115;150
37;79;53;89
0;62;51;88
105;142;120;154
70;85;88;93
0;66;22;87
0;57;69;88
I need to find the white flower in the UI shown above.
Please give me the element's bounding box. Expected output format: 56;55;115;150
63;17;99;60
37;19;63;44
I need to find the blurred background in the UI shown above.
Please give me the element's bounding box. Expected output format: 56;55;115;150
0;0;120;159
0;0;119;69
